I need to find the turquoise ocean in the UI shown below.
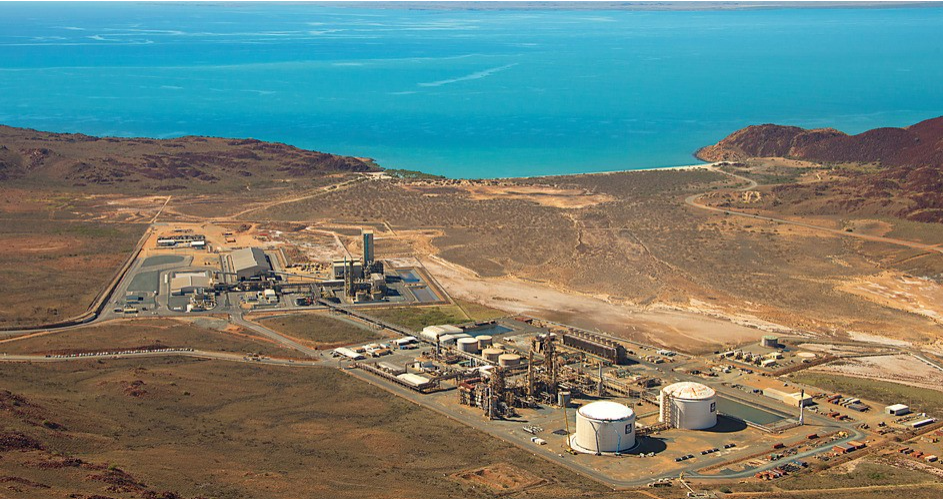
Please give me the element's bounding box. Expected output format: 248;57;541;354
1;3;942;178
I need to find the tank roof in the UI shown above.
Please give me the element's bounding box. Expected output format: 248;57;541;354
663;381;716;400
578;401;634;421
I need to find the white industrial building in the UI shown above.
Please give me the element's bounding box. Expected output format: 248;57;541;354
170;272;212;295
420;324;463;343
396;373;432;388
332;259;364;280
570;401;636;454
764;388;813;407
230;247;271;280
886;404;911;416
333;347;364;360
659;382;718;430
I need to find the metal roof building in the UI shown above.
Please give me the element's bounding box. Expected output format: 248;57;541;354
170;272;212;295
230;247;271;280
886;404;911;416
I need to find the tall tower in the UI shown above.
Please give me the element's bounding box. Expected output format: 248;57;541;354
799;389;805;426
362;229;374;266
344;257;356;297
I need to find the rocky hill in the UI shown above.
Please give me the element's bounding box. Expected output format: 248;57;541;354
697;116;943;167
0;125;377;192
698;116;943;223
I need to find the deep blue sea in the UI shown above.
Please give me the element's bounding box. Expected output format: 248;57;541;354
1;3;942;178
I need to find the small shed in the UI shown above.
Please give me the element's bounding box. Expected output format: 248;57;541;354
833;443;855;454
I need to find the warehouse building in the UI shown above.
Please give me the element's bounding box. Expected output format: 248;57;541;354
230;247;271;280
763;388;814;408
170;272;212;295
420;324;463;343
886;404;911;416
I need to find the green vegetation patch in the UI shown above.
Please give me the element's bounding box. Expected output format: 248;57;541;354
365;305;469;330
455;299;507;322
384;168;446;180
258;313;381;345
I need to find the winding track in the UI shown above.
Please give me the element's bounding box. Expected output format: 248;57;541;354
0;349;320;367
685;167;943;256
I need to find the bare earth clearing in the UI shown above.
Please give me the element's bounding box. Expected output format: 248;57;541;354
809;354;943;392
422;255;769;352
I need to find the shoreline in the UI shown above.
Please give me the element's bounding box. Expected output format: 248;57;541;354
493;161;722;181
0;121;721;183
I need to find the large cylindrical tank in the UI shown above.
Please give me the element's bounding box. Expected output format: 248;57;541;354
482;348;503;363
572;401;636;454
477;335;493;350
761;335;779;348
457;337;480;354
659;382;717;430
498;353;521;367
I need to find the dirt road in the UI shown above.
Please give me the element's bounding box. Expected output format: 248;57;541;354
685;168;943;256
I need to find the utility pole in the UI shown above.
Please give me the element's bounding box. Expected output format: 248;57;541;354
563;404;573;452
597;362;605;397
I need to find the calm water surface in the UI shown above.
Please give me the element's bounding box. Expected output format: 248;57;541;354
1;3;941;178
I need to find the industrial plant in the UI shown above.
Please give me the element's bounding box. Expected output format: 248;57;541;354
114;222;447;319
46;218;941;492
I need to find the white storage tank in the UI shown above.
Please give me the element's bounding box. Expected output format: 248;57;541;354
659;382;717;430
570;401;636;454
477;335;493;350
482;348;503;363
439;333;471;346
498;353;521;367
457;337;480;354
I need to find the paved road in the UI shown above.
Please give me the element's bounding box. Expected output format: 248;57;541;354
230;312;323;358
686;167;943;255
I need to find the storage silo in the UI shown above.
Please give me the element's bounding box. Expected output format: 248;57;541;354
498;353;521;367
482;348;503;363
457;337;480;354
761;335;779;348
570;401;636;454
659;382;717;430
476;335;493;350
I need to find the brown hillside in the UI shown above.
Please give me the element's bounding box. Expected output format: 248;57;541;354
0;125;377;192
697;116;943;167
698;116;943;223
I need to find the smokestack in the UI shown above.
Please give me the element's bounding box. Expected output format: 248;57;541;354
799;389;805;426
